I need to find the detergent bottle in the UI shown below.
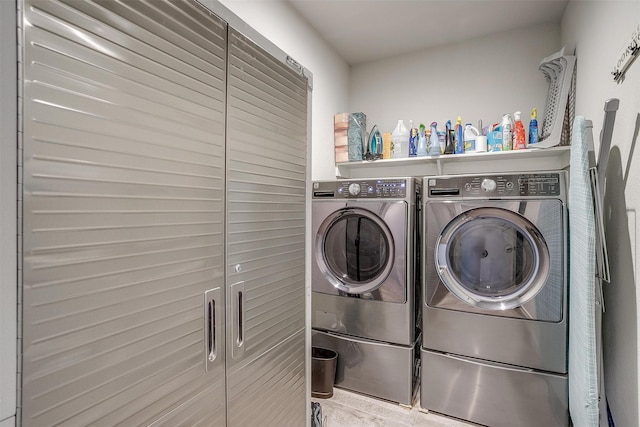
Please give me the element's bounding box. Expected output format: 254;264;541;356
428;122;441;156
444;120;454;154
501;113;513;151
454;116;464;154
529;108;539;144
391;119;409;159
463;123;480;153
416;123;428;156
513;111;527;150
408;120;418;157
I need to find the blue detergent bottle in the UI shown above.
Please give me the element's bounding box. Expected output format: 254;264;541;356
454;116;464;154
529;108;539;144
409;120;418;157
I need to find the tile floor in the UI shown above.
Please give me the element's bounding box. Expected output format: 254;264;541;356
316;387;477;427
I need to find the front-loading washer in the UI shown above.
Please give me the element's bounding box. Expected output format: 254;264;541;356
421;172;569;427
311;178;421;405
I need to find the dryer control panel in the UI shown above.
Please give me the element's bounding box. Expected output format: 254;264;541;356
427;172;564;199
313;179;407;198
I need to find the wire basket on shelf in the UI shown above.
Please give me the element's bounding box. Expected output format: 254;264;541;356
537;48;577;148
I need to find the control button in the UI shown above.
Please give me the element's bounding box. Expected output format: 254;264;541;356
348;183;361;196
505;181;514;190
481;178;497;193
464;183;472;192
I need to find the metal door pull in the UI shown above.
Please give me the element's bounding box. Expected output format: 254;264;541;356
204;287;221;372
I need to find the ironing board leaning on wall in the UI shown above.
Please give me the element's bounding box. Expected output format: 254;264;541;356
568;98;618;427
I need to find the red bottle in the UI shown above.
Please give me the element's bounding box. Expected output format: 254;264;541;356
513;111;527;150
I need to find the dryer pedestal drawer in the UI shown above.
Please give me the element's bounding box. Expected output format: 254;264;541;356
312;330;418;405
423;305;567;373
313;291;415;346
420;348;569;427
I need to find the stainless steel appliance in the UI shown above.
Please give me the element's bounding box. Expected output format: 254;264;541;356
421;172;569;427
312;178;421;405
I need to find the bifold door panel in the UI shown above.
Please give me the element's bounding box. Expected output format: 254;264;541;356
226;29;307;367
224;28;308;425
21;0;227;425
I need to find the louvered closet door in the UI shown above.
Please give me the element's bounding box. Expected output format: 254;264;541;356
225;29;308;426
21;1;227;425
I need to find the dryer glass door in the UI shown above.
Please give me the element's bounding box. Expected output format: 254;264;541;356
319;207;395;295
436;207;550;310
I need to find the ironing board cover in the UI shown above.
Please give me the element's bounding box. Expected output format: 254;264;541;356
568;115;599;427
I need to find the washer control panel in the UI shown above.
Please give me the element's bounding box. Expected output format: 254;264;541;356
428;173;563;198
313;179;407;198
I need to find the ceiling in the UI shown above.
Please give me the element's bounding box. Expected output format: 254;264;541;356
286;0;569;65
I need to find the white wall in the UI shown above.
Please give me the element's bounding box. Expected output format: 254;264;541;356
218;0;350;181
349;23;560;142
561;2;640;426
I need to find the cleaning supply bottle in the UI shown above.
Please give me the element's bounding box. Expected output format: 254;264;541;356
501;113;513;151
463;123;480;153
391;119;409;159
428;122;441;156
454;116;464;154
513;111;527;150
529;108;539;144
408;120;418;157
417;123;428;156
444;120;455;154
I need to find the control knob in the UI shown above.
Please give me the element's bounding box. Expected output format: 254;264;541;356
348;183;361;196
481;178;497;193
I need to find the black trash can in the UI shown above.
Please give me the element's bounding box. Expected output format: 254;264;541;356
311;347;338;398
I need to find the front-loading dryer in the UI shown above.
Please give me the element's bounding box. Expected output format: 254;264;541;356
311;178;420;405
420;172;569;427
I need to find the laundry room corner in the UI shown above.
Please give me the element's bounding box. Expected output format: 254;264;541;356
562;2;640;426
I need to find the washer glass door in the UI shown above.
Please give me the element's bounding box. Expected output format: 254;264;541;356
318;207;394;295
436;207;550;310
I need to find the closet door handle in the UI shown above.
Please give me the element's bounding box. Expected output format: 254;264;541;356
204;288;221;372
208;300;216;359
231;281;245;359
236;291;244;345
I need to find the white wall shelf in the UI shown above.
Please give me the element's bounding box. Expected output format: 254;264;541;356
335;146;571;179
